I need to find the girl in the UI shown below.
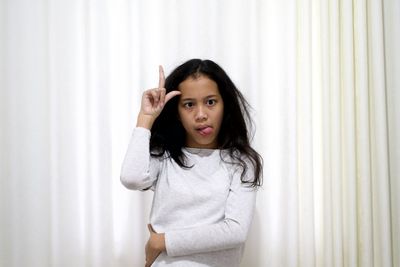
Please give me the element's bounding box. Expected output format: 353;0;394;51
120;59;262;267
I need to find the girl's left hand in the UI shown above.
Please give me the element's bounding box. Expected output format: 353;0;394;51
145;224;165;267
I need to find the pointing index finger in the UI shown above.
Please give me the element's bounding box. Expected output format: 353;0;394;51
158;65;165;89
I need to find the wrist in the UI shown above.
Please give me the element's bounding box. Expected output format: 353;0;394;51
136;113;156;129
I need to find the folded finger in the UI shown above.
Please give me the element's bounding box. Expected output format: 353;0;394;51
150;89;160;104
165;90;182;103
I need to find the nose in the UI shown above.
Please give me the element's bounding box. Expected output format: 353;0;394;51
195;105;207;121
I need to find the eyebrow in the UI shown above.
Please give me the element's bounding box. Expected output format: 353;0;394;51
180;95;219;101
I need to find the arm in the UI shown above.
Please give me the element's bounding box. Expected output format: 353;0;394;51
162;171;257;257
120;66;181;190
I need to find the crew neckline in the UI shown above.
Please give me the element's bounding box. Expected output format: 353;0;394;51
183;147;225;155
183;147;219;152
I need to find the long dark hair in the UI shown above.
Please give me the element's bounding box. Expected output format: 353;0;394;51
150;59;262;187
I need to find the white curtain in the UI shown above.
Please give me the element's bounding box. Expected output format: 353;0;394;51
0;0;398;266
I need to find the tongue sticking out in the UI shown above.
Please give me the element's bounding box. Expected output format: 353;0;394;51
199;127;213;135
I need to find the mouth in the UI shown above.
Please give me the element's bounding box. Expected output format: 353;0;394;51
196;125;213;136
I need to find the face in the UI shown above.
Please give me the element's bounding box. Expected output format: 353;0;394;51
177;75;224;149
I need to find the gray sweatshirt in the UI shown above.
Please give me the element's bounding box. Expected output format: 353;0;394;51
120;127;257;267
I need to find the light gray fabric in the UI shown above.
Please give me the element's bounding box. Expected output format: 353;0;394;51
120;127;257;267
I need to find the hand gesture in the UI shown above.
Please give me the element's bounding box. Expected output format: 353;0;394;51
137;66;181;129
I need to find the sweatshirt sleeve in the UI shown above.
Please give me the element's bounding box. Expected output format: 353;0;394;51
164;169;257;256
120;127;160;190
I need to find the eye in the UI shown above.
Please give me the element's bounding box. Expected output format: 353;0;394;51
206;99;217;106
183;102;194;109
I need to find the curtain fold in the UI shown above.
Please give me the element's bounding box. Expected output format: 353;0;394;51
0;0;398;266
384;1;400;267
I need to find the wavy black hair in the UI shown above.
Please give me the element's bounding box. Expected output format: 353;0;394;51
150;59;262;187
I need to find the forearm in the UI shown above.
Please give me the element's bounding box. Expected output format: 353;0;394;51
164;218;249;257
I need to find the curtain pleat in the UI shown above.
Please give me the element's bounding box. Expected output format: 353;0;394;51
297;0;317;265
340;1;358;267
367;1;392;266
383;1;400;266
353;0;374;266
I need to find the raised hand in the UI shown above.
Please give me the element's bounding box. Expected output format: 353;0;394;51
137;66;181;129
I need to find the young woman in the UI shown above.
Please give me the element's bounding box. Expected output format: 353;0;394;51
120;59;263;267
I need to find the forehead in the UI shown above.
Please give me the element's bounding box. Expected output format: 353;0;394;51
178;76;220;98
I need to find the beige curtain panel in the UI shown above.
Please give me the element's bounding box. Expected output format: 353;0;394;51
0;0;398;266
